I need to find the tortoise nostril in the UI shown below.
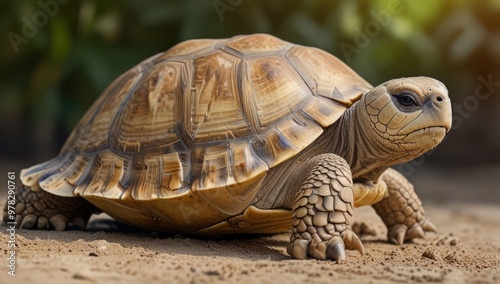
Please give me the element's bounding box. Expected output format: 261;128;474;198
436;96;444;102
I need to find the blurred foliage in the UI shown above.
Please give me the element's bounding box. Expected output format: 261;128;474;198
0;0;499;165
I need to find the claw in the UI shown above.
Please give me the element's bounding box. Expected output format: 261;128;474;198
49;214;68;231
388;224;407;245
421;220;438;233
37;216;48;229
20;214;37;229
287;239;310;259
326;237;346;263
71;216;86;230
309;242;327;260
341;229;364;255
406;225;425;241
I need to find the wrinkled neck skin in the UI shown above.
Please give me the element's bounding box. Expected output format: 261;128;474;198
327;100;419;182
252;97;424;210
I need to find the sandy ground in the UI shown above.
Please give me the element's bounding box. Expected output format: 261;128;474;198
0;163;499;284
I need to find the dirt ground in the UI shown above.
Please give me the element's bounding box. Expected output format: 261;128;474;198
0;163;499;284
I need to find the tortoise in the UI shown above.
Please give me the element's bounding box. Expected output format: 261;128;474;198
5;34;452;262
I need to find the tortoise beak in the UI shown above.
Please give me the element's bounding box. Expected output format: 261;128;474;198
422;77;453;133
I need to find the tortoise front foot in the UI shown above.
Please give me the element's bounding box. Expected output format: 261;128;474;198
373;168;437;244
3;185;99;231
287;227;363;263
385;219;437;245
287;154;364;263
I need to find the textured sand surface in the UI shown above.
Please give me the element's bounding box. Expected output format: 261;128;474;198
0;164;499;284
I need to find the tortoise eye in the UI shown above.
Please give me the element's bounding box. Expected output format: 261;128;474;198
395;93;418;108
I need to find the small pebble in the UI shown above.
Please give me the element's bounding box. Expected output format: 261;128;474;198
422;249;441;261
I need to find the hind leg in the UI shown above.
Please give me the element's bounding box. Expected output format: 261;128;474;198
3;184;101;230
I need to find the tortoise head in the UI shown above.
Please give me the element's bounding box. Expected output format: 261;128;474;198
360;76;452;156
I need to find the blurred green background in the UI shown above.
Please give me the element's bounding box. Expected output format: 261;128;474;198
1;0;499;173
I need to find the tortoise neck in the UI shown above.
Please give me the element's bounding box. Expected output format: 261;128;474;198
327;101;396;181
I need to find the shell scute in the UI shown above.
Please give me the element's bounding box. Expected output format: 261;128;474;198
286;46;371;106
245;56;311;132
224;34;288;55
110;61;184;153
185;50;252;143
155;39;220;60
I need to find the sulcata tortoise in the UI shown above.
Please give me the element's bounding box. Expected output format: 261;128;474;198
5;34;452;262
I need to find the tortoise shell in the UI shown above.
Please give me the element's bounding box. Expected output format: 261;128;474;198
21;34;371;233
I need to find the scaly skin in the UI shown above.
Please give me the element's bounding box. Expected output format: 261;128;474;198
287;154;363;263
372;168;437;244
3;184;99;230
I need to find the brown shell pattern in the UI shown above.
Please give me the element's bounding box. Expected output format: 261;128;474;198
21;34;371;202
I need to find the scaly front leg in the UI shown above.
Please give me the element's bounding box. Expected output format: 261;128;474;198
372;168;437;244
287;154;364;263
